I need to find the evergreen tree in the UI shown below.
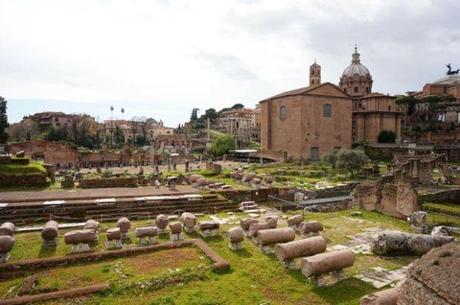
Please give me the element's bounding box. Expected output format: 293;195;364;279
0;97;9;144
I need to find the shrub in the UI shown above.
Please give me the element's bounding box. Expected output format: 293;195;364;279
210;135;236;156
377;130;396;143
334;148;369;177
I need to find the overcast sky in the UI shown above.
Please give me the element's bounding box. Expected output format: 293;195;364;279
1;0;459;125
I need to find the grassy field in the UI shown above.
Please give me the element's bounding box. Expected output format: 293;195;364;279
424;202;460;216
0;160;46;175
0;210;427;305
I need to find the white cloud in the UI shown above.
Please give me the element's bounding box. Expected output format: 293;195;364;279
1;0;459;124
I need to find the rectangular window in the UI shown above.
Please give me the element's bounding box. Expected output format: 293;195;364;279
323;104;332;117
310;147;319;160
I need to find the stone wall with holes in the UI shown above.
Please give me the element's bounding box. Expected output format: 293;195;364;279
352;181;420;219
0;173;47;187
79;177;138;188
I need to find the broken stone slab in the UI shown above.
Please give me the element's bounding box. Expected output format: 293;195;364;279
355;265;410;289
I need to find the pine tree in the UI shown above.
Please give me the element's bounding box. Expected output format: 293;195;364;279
0;97;9;144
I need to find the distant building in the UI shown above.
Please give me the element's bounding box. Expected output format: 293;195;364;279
259;47;402;161
408;73;460;124
260;82;353;160
102;118;174;144
25;112;95;128
339;47;401;143
215;108;259;145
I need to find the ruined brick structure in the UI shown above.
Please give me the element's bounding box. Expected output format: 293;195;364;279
6;140;160;168
388;153;447;185
352;180;420;219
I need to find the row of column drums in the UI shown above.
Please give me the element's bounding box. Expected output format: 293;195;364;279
237;214;355;283
2;213;355;283
0;213;223;260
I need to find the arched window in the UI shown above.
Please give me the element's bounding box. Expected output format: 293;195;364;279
279;106;287;120
323;104;332;117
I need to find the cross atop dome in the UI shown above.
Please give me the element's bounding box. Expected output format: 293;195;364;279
352;44;361;64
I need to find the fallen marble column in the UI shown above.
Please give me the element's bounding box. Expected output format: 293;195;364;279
360;287;399;305
240;218;259;232
180;212;197;233
155;214;169;233
105;227;122;249
227;227;244;250
64;229;97;253
371;231;455;256
135;226;159;245
198;221;220;237
301;249;355;286
41;220;59;247
169;222;183;241
0;222;15;236
257;227;295;252
287;215;304;229
0;235;15;263
407;234;454;256
298;221;324;236
265;216;278;229
275;236;327;269
116;217;131;239
247;222;271;238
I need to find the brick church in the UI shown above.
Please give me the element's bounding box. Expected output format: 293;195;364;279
259;47;401;160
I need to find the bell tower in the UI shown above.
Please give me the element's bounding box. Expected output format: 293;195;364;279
309;60;321;86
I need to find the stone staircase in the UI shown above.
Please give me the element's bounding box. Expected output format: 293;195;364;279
0;193;237;225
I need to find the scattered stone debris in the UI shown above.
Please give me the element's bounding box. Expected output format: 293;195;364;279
328;227;387;255
355;265;410;289
18;275;38;296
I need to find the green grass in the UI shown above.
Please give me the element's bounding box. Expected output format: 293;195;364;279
424;202;460;216
2;211;425;305
0;161;46;176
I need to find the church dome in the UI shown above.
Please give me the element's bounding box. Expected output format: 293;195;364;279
341;47;371;77
339;46;373;97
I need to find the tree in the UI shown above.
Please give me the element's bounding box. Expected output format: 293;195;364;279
204;108;218;121
231;103;244;109
335;148;369;177
74;117;98;148
7;119;40;142
322;148;340;168
190;108;199;121
134;134;147;146
210;134;236;156
114;126;125;148
395;95;417;116
45;127;69;142
377;130;396;143
0;97;9;143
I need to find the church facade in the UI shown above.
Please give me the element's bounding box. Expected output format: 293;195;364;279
259;47;401;160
